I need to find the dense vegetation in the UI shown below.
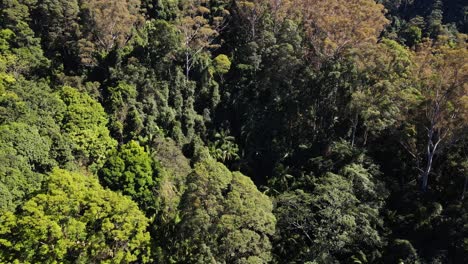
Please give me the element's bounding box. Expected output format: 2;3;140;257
0;0;467;263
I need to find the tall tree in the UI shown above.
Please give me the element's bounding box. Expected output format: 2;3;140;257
177;0;227;79
350;38;419;146
79;0;143;64
301;0;389;64
409;37;467;191
172;155;276;263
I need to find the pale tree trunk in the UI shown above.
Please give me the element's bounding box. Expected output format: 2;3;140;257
421;92;443;192
421;124;441;192
421;146;434;192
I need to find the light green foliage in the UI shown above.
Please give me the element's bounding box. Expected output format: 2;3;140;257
0;78;75;167
99;140;156;214
151;136;191;218
213;54;231;74
217;171;276;263
309;174;360;253
0;29;16;93
173;157;276;263
0;168;151;263
59;86;117;170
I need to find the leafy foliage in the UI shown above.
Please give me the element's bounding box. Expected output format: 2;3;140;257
59;86;117;170
0;0;467;262
99;140;157;214
172;156;276;263
0;168;151;263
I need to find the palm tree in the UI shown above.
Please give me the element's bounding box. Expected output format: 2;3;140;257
208;130;240;163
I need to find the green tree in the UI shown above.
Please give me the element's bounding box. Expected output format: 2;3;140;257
0;0;50;75
350;38;419;146
0;168;151;263
0;123;55;171
0;146;44;212
59;86;117;170
105;82;141;142
99;140;157;214
172;156;276;263
275;172;385;262
32;0;81;71
0;122;56;212
208;130;239;163
274;143;387;262
0;78;75;167
212;54;231;75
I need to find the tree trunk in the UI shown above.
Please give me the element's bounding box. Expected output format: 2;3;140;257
421;127;440;192
421;148;435;192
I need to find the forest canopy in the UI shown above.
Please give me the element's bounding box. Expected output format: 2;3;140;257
0;0;467;263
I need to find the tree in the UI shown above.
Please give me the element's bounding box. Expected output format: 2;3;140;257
408;37;467;191
0;123;55;171
0;0;50;75
0;146;45;212
234;0;269;41
172;156;276;263
176;0;227;79
208;129;239;163
105;82;141;142
300;0;389;63
349;38;420;146
212;53;231;75
99;140;157;215
31;0;81;71
274;142;387;262
274;170;386;263
79;0;143;64
145;19;181;70
59;86;117;170
0;168;151;263
0;77;76;167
